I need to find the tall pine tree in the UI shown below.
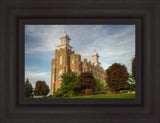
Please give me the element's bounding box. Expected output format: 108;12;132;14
25;78;33;97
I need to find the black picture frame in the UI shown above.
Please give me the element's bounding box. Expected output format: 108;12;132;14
0;0;160;122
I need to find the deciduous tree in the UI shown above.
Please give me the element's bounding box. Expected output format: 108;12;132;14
34;80;49;96
106;63;129;91
59;70;78;93
76;72;97;92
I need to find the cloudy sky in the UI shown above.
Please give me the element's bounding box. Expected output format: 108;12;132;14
25;25;135;88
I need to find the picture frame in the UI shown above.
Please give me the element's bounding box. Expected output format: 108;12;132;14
22;20;138;104
0;0;160;122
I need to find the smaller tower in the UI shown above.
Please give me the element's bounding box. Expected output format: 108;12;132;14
58;30;72;49
92;50;100;66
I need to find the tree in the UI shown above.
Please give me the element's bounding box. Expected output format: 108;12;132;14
25;78;33;97
95;77;104;90
34;81;49;97
132;56;135;79
127;74;135;91
106;63;129;91
76;72;97;92
128;74;135;84
59;70;78;93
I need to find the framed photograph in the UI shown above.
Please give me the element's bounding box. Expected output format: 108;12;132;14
25;24;136;99
1;0;160;122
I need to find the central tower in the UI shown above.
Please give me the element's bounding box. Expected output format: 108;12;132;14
92;50;100;66
58;30;72;49
50;31;74;95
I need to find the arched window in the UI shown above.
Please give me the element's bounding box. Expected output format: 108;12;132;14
72;59;74;64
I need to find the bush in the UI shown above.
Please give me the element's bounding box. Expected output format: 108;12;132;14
95;77;104;91
95;88;99;94
85;89;93;94
129;84;135;91
54;90;64;97
54;88;76;98
73;87;81;95
103;85;111;91
67;90;75;97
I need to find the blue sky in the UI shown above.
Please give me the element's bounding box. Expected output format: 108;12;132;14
25;25;135;88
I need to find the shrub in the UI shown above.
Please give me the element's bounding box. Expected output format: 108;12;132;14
85;89;93;94
54;90;64;97
95;88;99;94
73;87;81;95
103;85;111;91
95;77;104;91
67;90;75;97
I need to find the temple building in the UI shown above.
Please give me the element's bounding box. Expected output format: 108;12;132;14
50;31;107;95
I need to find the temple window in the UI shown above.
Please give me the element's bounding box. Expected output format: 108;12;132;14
72;59;74;64
59;56;62;65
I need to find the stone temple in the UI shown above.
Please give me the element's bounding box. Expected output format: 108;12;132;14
50;31;107;95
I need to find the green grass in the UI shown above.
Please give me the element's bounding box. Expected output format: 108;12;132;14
69;93;135;98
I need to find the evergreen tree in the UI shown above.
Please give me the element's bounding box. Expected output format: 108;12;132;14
25;78;33;97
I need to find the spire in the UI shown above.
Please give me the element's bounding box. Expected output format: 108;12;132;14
92;50;100;66
58;30;72;50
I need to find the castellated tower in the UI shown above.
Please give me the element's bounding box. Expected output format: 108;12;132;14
50;31;75;95
92;50;100;66
50;31;107;95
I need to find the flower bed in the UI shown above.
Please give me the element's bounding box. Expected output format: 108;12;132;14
80;93;92;96
80;91;122;96
112;92;122;94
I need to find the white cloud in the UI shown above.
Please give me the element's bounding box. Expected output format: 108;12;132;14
25;71;51;89
25;25;66;54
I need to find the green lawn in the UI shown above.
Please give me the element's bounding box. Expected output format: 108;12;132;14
69;93;135;98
